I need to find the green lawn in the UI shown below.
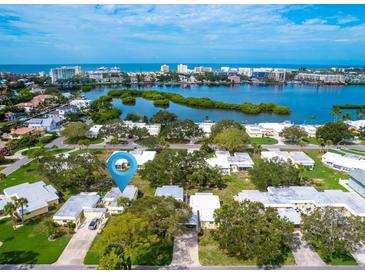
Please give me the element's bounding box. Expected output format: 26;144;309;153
22;148;72;157
0;161;44;192
341;148;365;157
301;150;348;191
304;137;319;145
0;217;71;264
316;249;357;266
132;174;156;197
198;230;295;266
250;137;278;145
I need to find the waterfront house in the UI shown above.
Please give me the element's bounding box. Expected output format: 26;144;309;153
1;181;59;220
69;99;91;109
124;121;161;136
195;121;215;137
258;121;292;136
245;124;265;137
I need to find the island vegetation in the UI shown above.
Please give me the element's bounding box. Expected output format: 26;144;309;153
106;89;291;115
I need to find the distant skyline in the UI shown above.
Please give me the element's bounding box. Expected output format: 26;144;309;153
1;4;365;65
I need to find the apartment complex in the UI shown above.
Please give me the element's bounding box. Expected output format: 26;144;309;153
50;66;81;83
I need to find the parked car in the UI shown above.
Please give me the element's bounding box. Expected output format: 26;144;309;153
88;218;98;230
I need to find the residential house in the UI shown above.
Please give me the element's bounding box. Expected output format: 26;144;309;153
258;121;293;136
261;151;315;169
124;121;161;136
89;125;103;138
189;193;220;229
16;94;55;112
53;192;105;228
26;117;60;132
245;124;265;137
1;181;59;220
195;121;215;137
69;99;91;109
235;186;365;221
103;186;138;214
109;150;157;169
322;152;365;172
206;151;254;174
348;169;365;196
155;185;184;201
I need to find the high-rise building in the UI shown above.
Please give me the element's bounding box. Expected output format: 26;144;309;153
50;66;81;83
177;64;188;74
160;64;170;73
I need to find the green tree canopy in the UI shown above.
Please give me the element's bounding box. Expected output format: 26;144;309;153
150;110;177;126
214;200;294;267
302;207;364;262
61;122;89;143
249;159;302;191
210;120;245;139
160;119;203;141
279;125;308;144
316;121;353;144
213;128;250;152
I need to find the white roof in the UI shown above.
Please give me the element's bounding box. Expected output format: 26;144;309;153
277;208;302;225
109;150;157;166
124;121;161;136
322;152;365;171
53;192;100;221
89;125;103;135
206;156;230;169
258;122;292;133
3;181;59;214
196;122;215;134
345;120;365;130
245;124;264;134
189;193;220;222
237;186;365;216
261;151;314;166
155;185;184;201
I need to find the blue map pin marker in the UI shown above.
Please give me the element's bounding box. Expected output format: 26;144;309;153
107;151;138;193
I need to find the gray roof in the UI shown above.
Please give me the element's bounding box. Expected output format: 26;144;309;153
289;151;315;165
155;185;184;201
53;193;100;220
349;168;365;185
237;186;365;216
3;181;59;214
277;208;301;225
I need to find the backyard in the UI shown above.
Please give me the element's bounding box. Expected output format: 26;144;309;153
250;137;278;145
0;217;71;264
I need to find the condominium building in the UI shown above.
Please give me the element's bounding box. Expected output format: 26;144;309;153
160;64;170;73
50;66;81;83
194;66;213;73
177;64;188;74
295;73;345;84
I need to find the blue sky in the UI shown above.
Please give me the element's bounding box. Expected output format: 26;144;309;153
1;4;365;65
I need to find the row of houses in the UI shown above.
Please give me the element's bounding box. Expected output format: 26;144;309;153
16;94;56;112
196;121;317;138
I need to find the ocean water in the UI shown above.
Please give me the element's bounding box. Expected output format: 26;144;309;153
82;84;365;124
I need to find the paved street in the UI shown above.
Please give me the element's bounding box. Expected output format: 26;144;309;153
291;232;326;266
54;220;98;265
171;229;200;266
0;156;32;176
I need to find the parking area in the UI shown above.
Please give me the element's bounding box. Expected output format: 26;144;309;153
291;232;326;266
54;219;99;265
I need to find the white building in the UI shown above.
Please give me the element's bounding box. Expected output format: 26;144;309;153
235;186;365;219
261;151;315;169
177;64;188;74
238;67;253;77
160;64;169;73
108;150;157;168
1;181;59;220
258;121;293;136
189;193;220;229
295;73;345;84
124;121;161;136
345;120;365;131
70;99;91;109
245;124;265;137
322;152;365;172
26;117;60;132
53;192;104;228
89;125;103;137
194;66;213;73
155;185;184;201
50;66;81;83
299;125;317;137
195;121;215;136
103;186;138;214
206;151;254;174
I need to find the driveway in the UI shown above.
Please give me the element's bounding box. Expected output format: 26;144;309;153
352;243;365;266
291;232;326;266
171;229;200;267
54;220;98;265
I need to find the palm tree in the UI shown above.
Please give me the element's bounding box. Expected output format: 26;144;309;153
332;106;342;121
252;144;262;155
318;138;325;153
343;113;352;121
3;202;17;226
325;139;333;151
15;198;29;223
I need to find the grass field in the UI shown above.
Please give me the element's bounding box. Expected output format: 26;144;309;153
198;230;295;266
250;137;278;145
301;150;348;191
0;161;44;192
316;249;357;266
341;148;365;157
0;217;71;264
22;147;72;157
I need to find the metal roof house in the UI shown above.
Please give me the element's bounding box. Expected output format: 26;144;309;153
322;152;365;172
261;151;315;169
348;169;365;196
53;192;102;228
155;185;184;201
108;150;157;168
206;151;254;174
189;193;220;229
235;186;365;220
1;181;59;220
103;186;138;214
